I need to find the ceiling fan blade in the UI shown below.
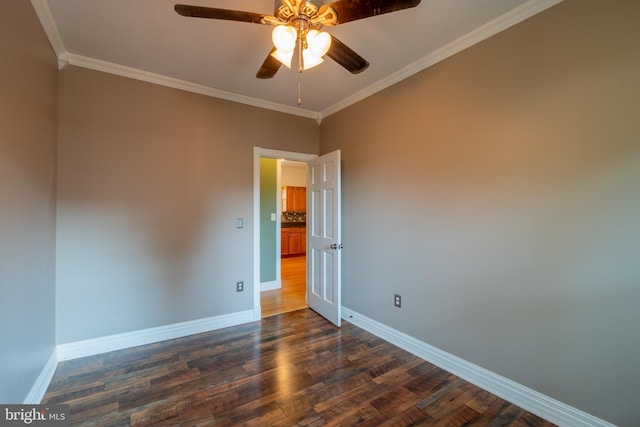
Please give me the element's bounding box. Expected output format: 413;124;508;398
256;48;282;79
175;4;266;24
323;0;421;24
326;35;369;74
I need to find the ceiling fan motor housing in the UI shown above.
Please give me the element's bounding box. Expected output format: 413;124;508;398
273;1;337;25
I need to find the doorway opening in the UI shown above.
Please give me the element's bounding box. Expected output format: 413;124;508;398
262;160;308;317
253;148;316;320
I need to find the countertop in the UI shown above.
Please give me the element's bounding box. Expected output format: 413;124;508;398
281;222;306;228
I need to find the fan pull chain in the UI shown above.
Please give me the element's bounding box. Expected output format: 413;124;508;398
296;21;303;105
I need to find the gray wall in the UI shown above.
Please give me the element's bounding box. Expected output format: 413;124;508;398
320;0;640;425
6;0;638;423
0;1;58;403
55;66;319;343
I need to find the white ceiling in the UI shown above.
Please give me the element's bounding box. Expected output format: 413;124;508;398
32;0;562;120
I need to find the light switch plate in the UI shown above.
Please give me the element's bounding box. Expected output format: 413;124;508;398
236;218;243;229
271;213;276;221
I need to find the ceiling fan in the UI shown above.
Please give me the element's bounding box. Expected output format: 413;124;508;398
174;0;422;79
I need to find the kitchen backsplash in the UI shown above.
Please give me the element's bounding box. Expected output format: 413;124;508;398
282;212;306;223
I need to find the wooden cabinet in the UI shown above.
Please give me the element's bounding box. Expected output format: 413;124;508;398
289;231;301;255
282;231;288;256
282;186;306;212
281;227;306;256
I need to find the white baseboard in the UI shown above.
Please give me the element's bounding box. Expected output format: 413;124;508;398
56;310;255;361
260;280;281;292
341;307;615;427
24;349;58;404
34;307;612;426
253;305;262;321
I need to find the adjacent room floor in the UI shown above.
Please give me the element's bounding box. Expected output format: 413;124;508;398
261;255;307;318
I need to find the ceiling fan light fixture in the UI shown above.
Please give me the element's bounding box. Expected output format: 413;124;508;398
302;48;324;70
176;0;422;80
302;49;324;70
271;48;294;68
271;25;296;52
306;29;331;58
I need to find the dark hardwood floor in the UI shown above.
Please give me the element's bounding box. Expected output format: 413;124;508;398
43;309;555;426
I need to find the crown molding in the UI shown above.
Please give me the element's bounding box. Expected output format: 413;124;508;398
64;54;321;121
29;0;319;120
319;0;565;119
31;0;562;122
30;0;66;67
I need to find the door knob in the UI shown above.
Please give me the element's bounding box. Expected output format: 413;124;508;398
330;243;343;250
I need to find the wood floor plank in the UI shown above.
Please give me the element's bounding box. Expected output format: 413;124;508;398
261;255;307;318
43;309;556;426
323;403;380;426
373;405;435;427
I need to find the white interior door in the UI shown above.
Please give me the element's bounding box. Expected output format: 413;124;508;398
307;150;342;326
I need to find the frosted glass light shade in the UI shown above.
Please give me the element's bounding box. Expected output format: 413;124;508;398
306;30;331;58
272;25;296;52
271;49;294;68
302;49;324;70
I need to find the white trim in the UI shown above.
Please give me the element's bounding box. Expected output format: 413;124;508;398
261;280;281;292
255;148;318;163
31;0;562;119
30;0;66;63
252;305;262;321
253;151;262;321
319;0;565;118
63;54;321;121
341;307;615;427
276;160;282;286
56;310;254;361
24;349;58;404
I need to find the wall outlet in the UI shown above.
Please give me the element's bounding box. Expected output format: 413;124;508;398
236;281;244;292
394;294;401;308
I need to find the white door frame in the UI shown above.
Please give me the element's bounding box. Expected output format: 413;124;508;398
253;147;317;320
